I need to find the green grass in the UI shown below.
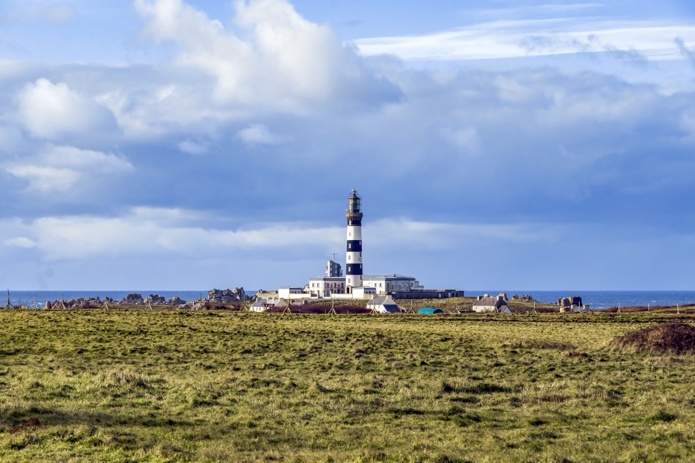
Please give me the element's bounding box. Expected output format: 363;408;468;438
0;309;693;462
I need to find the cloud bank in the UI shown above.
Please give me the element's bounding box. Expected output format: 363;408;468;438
1;0;694;290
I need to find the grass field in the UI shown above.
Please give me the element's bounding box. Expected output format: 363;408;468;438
0;309;693;462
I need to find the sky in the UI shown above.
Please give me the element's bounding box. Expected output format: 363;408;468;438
1;0;695;291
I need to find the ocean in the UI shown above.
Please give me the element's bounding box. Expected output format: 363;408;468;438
2;290;254;307
3;290;695;310
469;290;695;310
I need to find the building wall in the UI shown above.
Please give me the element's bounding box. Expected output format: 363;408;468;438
308;278;345;295
362;276;421;295
278;287;312;300
326;260;342;277
390;290;464;299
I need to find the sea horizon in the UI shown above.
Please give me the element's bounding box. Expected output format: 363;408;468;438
4;289;695;310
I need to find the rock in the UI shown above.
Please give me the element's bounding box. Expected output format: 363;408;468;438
167;296;187;305
208;287;247;304
44;301;52;310
120;293;144;305
144;294;166;305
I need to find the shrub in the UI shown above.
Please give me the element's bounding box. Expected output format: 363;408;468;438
610;323;695;354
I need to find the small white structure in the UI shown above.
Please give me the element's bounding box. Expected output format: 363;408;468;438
351;286;376;299
366;295;401;313
250;299;268;312
278;287;311;300
472;295;511;313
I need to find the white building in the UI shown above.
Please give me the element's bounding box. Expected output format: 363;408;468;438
326;260;342;278
472;295;511;313
307;277;346;296
250;299;269;312
278;287;312;300
305;275;421;298
366;295;401;313
361;274;424;295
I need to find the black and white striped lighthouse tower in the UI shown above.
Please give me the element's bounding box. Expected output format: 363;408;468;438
345;189;363;292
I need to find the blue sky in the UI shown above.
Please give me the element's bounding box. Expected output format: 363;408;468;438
1;0;695;291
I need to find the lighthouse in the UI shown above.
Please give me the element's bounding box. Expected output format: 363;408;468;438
345;189;363;292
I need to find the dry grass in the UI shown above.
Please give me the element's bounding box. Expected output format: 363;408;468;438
610;323;695;354
0;309;693;462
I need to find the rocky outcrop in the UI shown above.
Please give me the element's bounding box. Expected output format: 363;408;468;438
53;297;103;308
208;288;246;304
166;296;187;306
512;294;535;302
120;293;144;305
144;294;166;305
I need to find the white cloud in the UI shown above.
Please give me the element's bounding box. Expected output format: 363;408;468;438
354;20;695;62
368;219;556;250
178;138;210;155
4;237;37;248
22;211;343;260
2;208;558;262
17;78;119;141
5;165;81;193
5;145;132;193
235;124;287;147
133;0;400;115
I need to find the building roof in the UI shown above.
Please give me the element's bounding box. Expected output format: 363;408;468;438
308;274;417;282
362;274;416;280
367;296;388;305
367;295;399;307
473;297;507;308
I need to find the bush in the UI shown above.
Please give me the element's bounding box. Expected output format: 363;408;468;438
610;323;695;354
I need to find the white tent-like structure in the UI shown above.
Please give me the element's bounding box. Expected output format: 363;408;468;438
366;295;401;313
472;295;511;313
